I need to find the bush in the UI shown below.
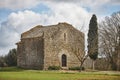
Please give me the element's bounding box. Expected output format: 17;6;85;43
69;66;85;70
0;67;24;72
48;66;61;70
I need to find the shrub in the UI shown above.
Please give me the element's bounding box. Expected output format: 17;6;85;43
0;67;24;72
48;66;61;70
69;66;85;70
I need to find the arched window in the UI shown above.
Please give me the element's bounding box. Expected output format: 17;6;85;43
62;54;67;67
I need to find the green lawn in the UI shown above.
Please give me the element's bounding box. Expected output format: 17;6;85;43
0;67;120;80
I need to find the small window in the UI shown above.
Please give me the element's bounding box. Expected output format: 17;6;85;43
64;33;66;41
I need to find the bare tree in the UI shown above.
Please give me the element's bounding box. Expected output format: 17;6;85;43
99;11;120;70
71;16;99;71
70;25;88;71
72;38;98;71
72;47;88;71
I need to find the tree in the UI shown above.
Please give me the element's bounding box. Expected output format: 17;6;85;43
4;48;17;66
71;30;88;72
72;47;88;71
88;14;98;70
0;56;5;67
99;11;120;70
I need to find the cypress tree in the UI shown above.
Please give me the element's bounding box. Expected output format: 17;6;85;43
88;14;98;70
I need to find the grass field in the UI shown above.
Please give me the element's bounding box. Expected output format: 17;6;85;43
0;67;120;80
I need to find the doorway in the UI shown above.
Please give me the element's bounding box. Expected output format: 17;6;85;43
62;54;67;67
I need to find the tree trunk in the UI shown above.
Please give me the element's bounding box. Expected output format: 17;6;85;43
110;59;117;70
111;62;117;70
92;60;95;70
79;62;84;72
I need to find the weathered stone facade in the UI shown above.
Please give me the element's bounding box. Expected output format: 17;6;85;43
16;22;84;70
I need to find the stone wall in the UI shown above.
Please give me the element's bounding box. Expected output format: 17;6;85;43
17;37;44;69
43;23;84;69
95;58;111;70
83;58;92;69
83;58;111;70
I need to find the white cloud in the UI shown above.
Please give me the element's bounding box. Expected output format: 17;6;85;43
47;2;91;30
0;3;91;55
110;0;120;5
0;10;43;55
0;0;120;10
0;0;40;9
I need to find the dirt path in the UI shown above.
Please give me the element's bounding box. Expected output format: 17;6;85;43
59;70;120;74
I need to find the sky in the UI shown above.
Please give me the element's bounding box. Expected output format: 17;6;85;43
0;0;120;55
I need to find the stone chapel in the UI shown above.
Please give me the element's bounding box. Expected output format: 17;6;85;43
16;22;84;70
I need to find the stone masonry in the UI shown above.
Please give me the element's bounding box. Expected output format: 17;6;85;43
16;22;84;70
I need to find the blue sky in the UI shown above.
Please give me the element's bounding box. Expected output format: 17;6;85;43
0;0;120;55
0;3;50;23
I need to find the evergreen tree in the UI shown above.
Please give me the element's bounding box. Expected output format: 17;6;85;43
88;14;98;70
5;48;17;66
